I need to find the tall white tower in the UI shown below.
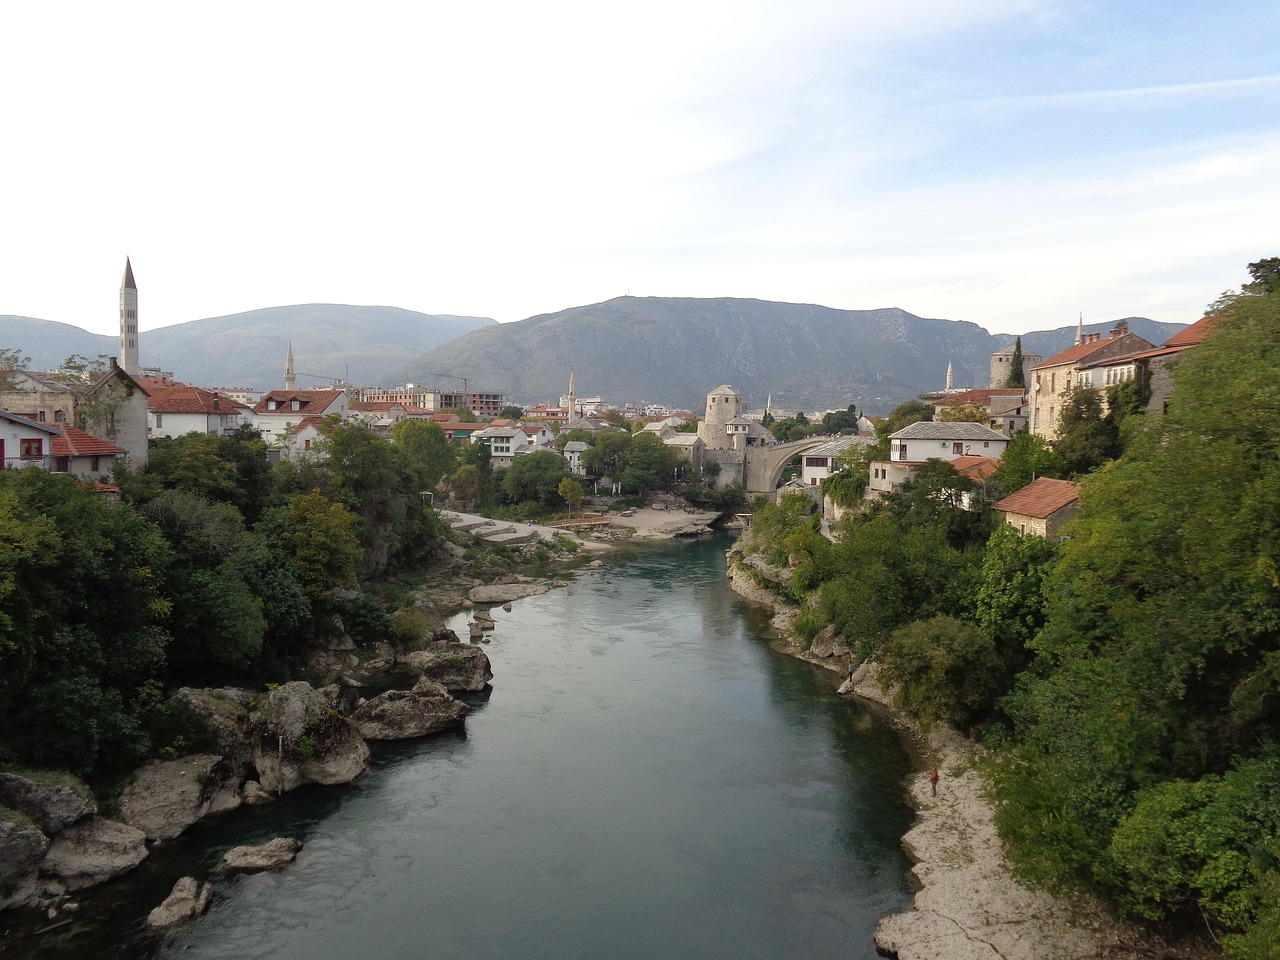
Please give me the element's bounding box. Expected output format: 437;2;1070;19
567;369;576;418
284;342;296;390
945;360;954;391
1074;312;1085;346
118;258;139;376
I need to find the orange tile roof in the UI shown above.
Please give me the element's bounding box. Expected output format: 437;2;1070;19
1033;332;1151;370
251;390;345;415
52;425;126;457
940;389;1025;406
950;455;999;480
1163;314;1221;347
992;477;1080;519
147;384;235;414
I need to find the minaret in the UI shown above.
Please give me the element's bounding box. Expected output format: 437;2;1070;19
284;342;296;390
1074;312;1084;346
567;369;576;419
118;258;139;376
945;360;954;391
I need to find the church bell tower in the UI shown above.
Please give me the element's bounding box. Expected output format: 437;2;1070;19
118;258;139;376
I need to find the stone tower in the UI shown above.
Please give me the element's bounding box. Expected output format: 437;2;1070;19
989;340;1042;389
697;384;743;451
284;342;296;391
567;369;576;418
118;258;139;376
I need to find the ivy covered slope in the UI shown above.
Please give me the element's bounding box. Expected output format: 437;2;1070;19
733;264;1280;959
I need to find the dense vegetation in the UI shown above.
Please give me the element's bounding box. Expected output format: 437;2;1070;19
0;421;455;784
741;265;1280;957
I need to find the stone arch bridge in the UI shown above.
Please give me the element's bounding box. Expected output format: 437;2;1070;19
742;437;837;495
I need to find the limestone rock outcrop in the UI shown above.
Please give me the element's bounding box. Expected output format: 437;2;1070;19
216;836;303;873
400;643;493;692
118;754;224;841
0;817;49;909
146;876;212;930
467;582;550;604
352;686;468;740
41;817;148;891
0;772;97;835
250;682;369;794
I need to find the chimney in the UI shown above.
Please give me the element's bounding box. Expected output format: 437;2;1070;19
1111;320;1129;338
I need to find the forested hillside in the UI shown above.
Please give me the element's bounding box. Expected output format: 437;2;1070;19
736;262;1280;958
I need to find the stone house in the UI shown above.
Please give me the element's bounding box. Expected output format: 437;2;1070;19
51;425;128;480
1030;323;1154;441
799;435;870;487
992;477;1081;538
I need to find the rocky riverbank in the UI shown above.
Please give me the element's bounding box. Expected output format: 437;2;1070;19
724;544;1202;960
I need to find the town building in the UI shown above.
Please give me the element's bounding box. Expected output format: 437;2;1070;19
992;477;1082;538
868;421;1009;498
1030;321;1154;441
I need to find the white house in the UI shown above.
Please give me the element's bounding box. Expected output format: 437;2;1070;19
0;411;59;470
519;423;556;451
249;390;349;448
51;425;128;479
562;440;590;476
471;426;523;467
869;421;1009;498
799;435;872;487
145;382;247;438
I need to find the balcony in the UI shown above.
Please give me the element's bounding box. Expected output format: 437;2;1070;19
2;455;53;471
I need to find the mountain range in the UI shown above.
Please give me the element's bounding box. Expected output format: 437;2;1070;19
0;306;495;392
386;297;1186;413
1;298;1187;414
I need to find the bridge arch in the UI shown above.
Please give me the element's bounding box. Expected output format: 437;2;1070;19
742;436;840;495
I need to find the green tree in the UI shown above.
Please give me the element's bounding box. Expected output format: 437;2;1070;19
582;428;631;479
392;419;456;494
1052;386;1119;476
498;404;525;419
1005;337;1026;388
619;432;680;494
992;431;1066;497
937;403;987;424
881;615;1003;728
501;450;570;507
260;491;361;605
558;476;585;516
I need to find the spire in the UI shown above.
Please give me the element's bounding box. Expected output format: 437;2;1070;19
1074;312;1084;346
118;257;139;376
284;341;296;391
945;360;954;391
567;369;576;418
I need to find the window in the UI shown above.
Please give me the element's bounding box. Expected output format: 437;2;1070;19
952;442;963;454
983;441;989;448
155;414;163;428
20;438;42;459
291;400;301;411
37;411;45;422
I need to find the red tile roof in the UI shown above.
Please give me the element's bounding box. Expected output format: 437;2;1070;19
251;390;345;415
992;477;1080;519
1034;332;1151;370
147;384;235;414
939;389;1025;406
1163;314;1221;347
52;425;126;457
950;455;999;480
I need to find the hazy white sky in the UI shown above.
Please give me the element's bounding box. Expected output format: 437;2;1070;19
3;0;1277;338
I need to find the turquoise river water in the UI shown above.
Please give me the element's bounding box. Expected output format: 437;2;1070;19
17;533;915;960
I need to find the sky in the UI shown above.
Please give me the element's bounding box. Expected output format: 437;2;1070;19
3;0;1278;338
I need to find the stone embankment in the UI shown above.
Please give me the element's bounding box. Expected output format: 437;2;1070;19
723;538;1191;960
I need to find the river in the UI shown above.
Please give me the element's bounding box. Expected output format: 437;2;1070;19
21;534;915;960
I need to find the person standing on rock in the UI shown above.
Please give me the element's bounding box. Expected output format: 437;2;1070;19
929;767;939;797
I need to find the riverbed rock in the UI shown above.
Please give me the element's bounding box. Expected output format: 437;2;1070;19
0;771;97;835
0;816;49;909
351;688;469;740
400;644;493;691
250;682;369;795
146;876;212;931
41;817;148;891
240;781;273;806
467;582;550;604
118;754;224;841
216;836;303;873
